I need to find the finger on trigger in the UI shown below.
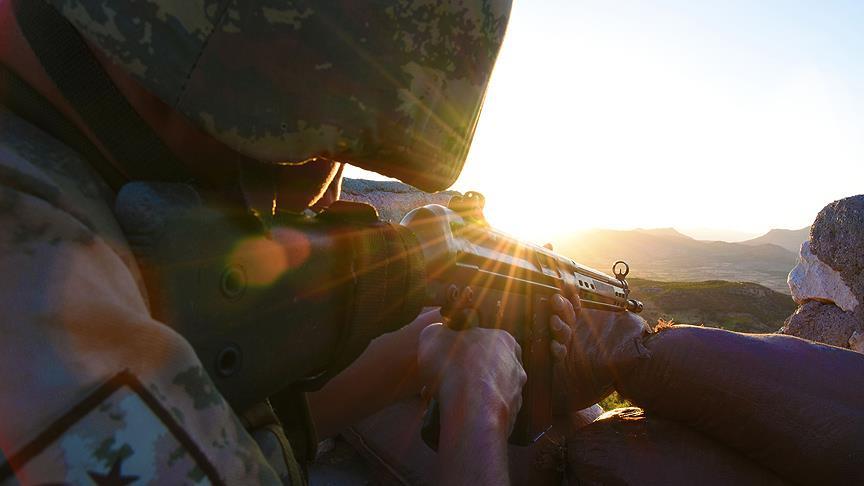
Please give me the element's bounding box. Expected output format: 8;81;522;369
551;340;567;362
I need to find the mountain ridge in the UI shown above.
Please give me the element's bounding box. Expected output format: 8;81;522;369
632;227;693;239
741;226;810;253
554;228;797;293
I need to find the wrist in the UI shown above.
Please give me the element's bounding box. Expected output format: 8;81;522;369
438;379;513;438
437;383;512;485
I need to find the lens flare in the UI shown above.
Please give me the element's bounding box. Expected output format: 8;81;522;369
230;228;312;286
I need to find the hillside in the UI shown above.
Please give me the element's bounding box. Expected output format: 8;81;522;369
629;278;797;333
741;226;810;253
554;229;797;293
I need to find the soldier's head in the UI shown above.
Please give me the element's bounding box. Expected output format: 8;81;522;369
8;1;512;211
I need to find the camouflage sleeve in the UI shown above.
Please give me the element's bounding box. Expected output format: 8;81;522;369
0;124;282;483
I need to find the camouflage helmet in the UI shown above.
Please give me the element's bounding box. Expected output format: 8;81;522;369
50;0;512;192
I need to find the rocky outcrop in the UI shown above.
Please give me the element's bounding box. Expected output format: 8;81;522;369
340;178;459;223
850;331;864;353
810;195;864;303
788;241;858;312
780;195;864;353
780;301;860;349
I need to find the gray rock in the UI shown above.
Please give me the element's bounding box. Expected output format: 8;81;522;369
779;301;861;349
850;330;864;353
809;194;864;304
787;240;858;312
340;178;459;223
569;404;604;430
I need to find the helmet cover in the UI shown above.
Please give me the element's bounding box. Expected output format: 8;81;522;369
50;0;513;191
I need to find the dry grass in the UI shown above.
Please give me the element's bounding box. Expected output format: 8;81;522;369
599;391;634;410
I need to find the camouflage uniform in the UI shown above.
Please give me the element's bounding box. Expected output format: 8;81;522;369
0;107;286;483
0;0;510;483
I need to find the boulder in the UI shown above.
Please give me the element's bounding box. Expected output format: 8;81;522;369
340;178;459;223
850;330;864;353
781;195;864;353
779;301;859;349
787;241;858;312
809;195;864;306
568;404;603;429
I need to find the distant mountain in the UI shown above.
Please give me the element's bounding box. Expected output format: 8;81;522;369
741;227;810;253
554;228;797;293
676;227;762;242
629;278;796;333
632;227;693;239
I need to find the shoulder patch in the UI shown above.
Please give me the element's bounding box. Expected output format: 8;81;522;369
0;371;224;485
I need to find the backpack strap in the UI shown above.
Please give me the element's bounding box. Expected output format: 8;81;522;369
12;0;192;188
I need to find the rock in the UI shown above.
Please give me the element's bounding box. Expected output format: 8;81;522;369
779;301;859;349
781;195;864;353
569;404;603;430
787;240;858;312
850;331;864;353
809;195;864;305
340;178;459;224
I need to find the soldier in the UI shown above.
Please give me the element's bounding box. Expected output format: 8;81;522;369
0;0;538;484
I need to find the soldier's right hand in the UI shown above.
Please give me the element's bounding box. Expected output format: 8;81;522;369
418;324;527;438
418;324;526;484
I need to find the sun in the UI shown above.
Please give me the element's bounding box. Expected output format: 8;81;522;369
348;2;864;244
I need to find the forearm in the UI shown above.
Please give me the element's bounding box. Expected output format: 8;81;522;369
617;325;864;484
438;387;512;485
308;308;442;438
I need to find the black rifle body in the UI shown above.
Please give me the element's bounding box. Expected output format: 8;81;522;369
401;203;641;446
117;183;640;446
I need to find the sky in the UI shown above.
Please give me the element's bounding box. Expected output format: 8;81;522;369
346;0;864;243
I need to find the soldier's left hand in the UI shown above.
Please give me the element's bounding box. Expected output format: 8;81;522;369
548;292;652;410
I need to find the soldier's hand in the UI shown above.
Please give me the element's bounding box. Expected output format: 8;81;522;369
418;324;527;437
549;293;653;410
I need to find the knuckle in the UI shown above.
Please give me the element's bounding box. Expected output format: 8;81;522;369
503;331;517;347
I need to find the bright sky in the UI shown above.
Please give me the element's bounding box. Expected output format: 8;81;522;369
347;0;864;244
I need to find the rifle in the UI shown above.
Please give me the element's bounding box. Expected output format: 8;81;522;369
402;191;642;447
115;183;641;447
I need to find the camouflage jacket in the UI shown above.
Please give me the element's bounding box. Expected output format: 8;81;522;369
0;107;296;484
